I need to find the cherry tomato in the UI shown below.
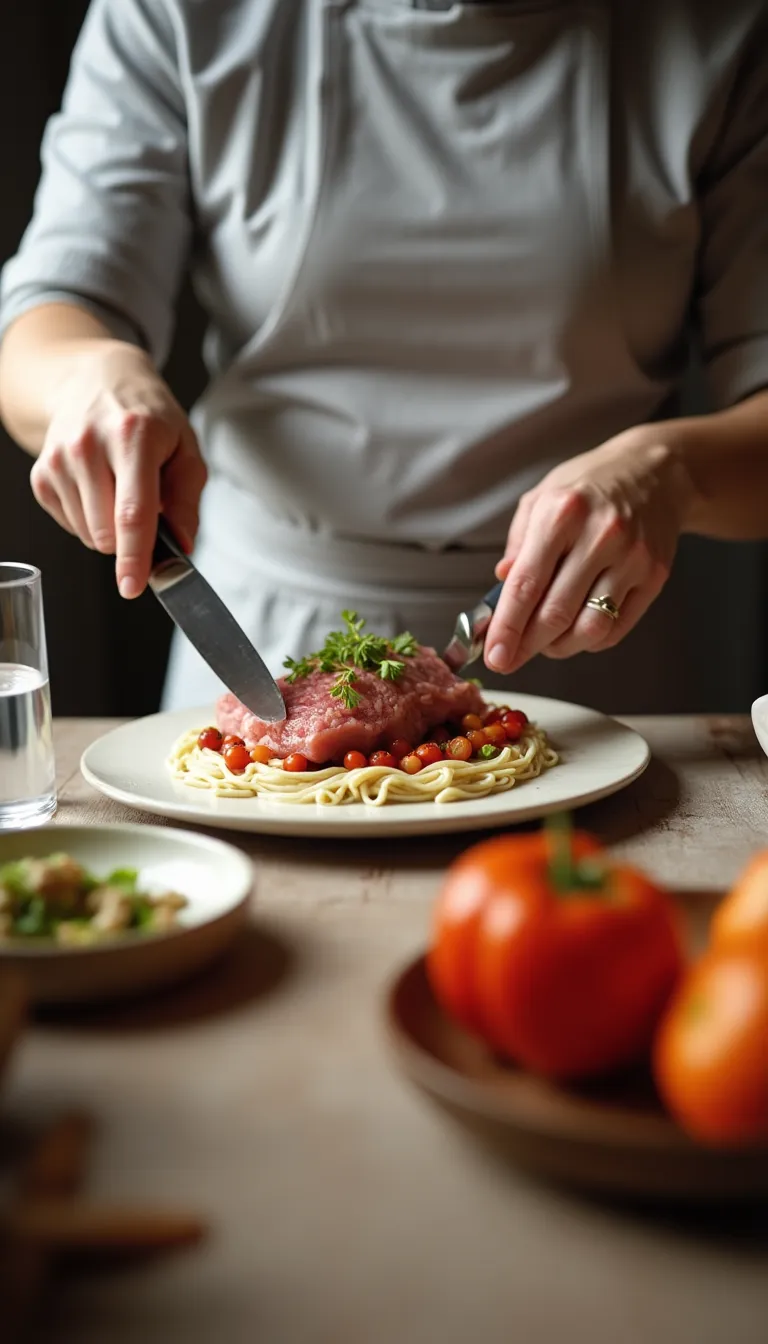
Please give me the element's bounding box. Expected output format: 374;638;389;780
428;822;683;1080
415;743;444;766
501;710;528;742
461;713;484;733
400;753;424;774
483;705;510;726
222;734;245;749
370;751;398;769
467;729;488;753
250;745;272;765
484;722;508;747
344;750;368;771
710;852;768;954
197;727;223;752
388;739;413;761
654;948;768;1146
446;736;472;762
431;725;451;745
223;744;251;773
283;753;309;772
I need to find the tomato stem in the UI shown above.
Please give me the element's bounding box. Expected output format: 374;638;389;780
545;812;606;894
547;812;575;889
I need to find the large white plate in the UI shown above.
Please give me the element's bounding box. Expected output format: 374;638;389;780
80;694;650;838
0;824;253;1003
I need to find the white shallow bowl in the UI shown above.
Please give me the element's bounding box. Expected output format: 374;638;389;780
0;824;253;1005
751;694;768;758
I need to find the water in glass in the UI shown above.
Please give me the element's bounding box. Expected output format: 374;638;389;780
0;565;56;828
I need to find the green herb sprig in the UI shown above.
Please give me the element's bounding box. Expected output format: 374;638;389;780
283;611;418;710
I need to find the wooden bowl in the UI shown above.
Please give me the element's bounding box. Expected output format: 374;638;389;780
385;901;768;1202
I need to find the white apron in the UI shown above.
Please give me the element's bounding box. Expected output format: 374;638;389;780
162;0;692;712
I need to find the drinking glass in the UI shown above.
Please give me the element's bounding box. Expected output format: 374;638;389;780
0;564;56;828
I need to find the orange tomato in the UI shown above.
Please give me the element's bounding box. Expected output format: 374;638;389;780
400;753;423;774
428;824;684;1081
653;947;768;1146
466;729;488;753
461;714;484;733
710;852;768;954
446;736;472;761
249;745;272;765
483;722;507;747
223;744;251;773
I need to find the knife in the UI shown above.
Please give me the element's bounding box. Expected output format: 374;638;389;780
149;518;286;721
442;580;504;675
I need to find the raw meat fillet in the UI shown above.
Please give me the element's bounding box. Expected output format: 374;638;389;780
216;645;486;764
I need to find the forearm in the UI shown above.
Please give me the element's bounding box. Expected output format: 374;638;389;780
0;303;150;454
665;390;768;540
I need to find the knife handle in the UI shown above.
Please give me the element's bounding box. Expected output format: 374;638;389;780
482;580;504;612
152;517;185;569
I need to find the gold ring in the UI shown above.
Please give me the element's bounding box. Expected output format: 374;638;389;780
585;593;621;622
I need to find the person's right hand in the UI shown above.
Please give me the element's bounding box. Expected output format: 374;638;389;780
30;342;207;598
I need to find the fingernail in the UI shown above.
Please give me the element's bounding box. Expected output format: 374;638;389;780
487;642;510;671
119;577;140;599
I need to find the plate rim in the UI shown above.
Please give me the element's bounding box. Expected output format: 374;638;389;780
79;692;651;838
0;821;254;960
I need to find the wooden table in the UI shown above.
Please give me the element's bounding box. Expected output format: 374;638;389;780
5;716;768;1344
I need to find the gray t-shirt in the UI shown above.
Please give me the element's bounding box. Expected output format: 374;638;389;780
2;0;768;550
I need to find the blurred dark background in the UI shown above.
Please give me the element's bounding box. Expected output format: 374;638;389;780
1;1;767;717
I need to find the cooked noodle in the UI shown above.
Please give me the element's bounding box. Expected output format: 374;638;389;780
168;725;558;807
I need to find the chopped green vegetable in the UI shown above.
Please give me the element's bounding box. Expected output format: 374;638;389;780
0;860;36;901
105;867;139;892
284;611;418;707
0;853;187;945
479;743;499;759
14;896;54;938
131;897;156;929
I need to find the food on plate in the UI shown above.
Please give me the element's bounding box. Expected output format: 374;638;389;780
168;611;558;806
0;853;187;945
427;817;684;1080
653;947;768;1146
709;850;768;954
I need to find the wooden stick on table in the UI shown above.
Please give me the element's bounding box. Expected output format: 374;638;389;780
1;1113;93;1344
1;1112;208;1343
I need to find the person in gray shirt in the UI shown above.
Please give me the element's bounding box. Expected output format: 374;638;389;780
0;0;767;709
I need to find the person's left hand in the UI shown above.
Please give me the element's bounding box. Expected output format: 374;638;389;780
484;425;697;675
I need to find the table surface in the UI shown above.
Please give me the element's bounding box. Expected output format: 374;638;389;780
5;715;768;1344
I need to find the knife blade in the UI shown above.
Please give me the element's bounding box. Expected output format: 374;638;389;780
149;519;286;721
442;580;504;675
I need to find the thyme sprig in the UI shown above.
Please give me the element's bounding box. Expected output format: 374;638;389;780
283;611;418;710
